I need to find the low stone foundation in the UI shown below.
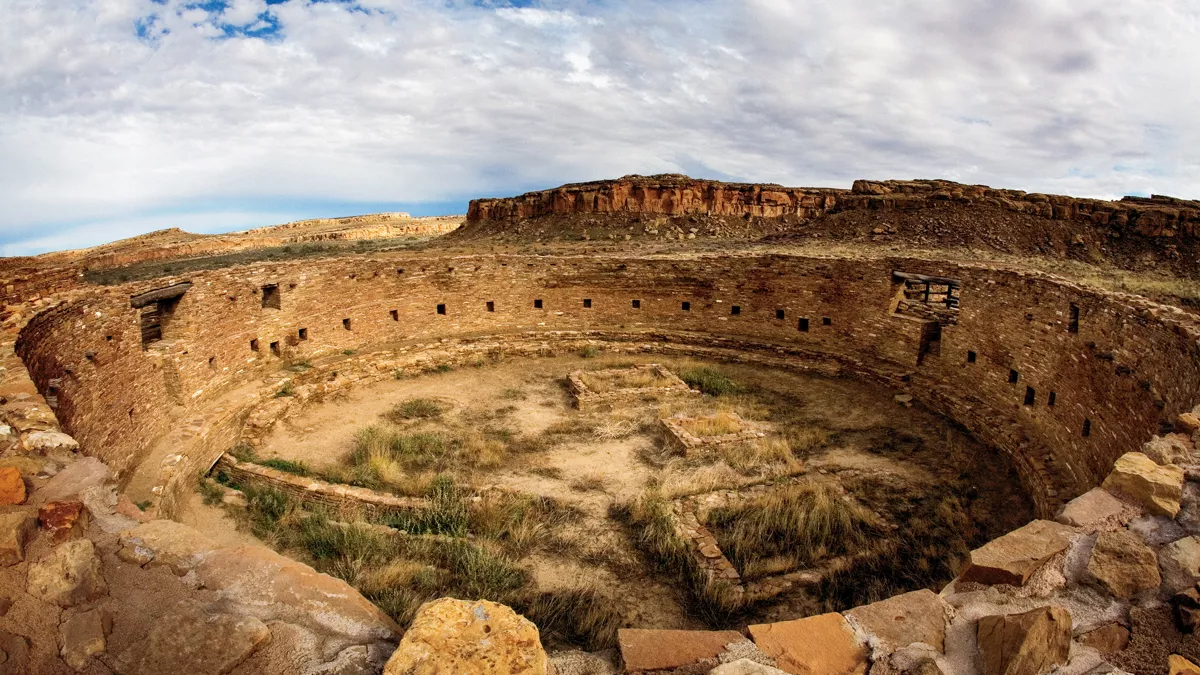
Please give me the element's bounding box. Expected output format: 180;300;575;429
568;363;697;410
214;454;428;515
660;412;766;454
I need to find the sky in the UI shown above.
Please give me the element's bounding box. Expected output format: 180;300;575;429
1;0;1198;256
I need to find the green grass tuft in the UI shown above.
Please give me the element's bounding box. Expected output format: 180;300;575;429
679;366;740;396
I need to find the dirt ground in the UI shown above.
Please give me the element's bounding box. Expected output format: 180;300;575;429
217;352;1033;631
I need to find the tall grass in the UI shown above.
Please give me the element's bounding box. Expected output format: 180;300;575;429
384;398;446;423
680;413;743;437
679;367;739;396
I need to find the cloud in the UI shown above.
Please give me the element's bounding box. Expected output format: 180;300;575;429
1;0;1198;254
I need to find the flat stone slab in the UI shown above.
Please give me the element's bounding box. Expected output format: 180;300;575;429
1086;529;1161;599
1102;452;1184;518
1056;487;1130;533
1161;535;1200;594
844;589;948;653
748;613;868;675
618;628;748;673
960;520;1077;586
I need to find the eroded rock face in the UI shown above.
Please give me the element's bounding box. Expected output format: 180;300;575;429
976;606;1071;675
1102;452;1185;518
118;519;217;573
709;660;790;675
1087;529;1161;598
844;589;947;653
748;612;868;675
1143;435;1195;466
0;629;31;675
34;456;108;505
27;538;107;607
382;598;547;675
22;429;79;454
39;500;87;541
114;602;270;675
959;520;1077;586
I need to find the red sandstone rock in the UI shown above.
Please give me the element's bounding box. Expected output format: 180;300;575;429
959;520;1076;587
618;628;749;672
38;501;87;541
748;613;868;675
0;467;26;505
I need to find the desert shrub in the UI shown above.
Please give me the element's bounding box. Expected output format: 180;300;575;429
242;485;296;539
518;588;622;651
470;492;577;556
197;476;225;505
579;346;600;359
382;476;470;537
351;426;448;471
569;474;607;492
385;398;446;423
259;458;311;476
708;480;882;571
529;466;564;480
679;367;739;396
274;383;295;398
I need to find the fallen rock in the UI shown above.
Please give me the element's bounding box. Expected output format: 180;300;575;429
976;606;1071;675
119;519;216;573
21;429;79;454
60;607;112;671
0;467;25;505
1076;624;1130;658
81;486;139;533
0;629;31;675
39;501;87;541
27;539;107;607
383;598;546;675
1178;413;1200;436
1057;488;1130;532
1087;529;1161;599
1102;452;1185;518
1172;655;1200;675
748;612;868;675
34;457;108;505
1163;537;1200;594
959;520;1077;586
619;628;749;672
114;602;270;675
197;545;400;644
0;508;36;566
845;589;947;653
709;659;790;675
1144;435;1195;466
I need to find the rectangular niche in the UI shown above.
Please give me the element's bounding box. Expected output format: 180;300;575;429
262;284;281;310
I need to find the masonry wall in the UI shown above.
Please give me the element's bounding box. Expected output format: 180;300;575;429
16;252;1200;513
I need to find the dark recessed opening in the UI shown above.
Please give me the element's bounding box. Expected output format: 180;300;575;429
487;301;495;312
583;299;592;308
1009;369;1019;384
822;317;832;326
397;268;404;275
776;309;785;320
208;357;216;370
534;299;543;309
1083;418;1092;437
298;328;308;340
270;341;281;356
1048;391;1057;406
632;299;641;309
967;350;977;363
262;284;281;310
1025;313;1034;321
1024;386;1036;405
436;304;446;315
105;335;113;341
343;318;352;331
798;318;810;332
682;301;691;311
1069;304;1080;333
731;305;741;315
250;339;260;352
390;309;399;321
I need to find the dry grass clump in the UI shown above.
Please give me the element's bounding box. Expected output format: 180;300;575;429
569;474;608;492
658;461;746;497
707;480;883;572
680;412;743;437
579;369;668;393
593;418;638;440
384;397;447;423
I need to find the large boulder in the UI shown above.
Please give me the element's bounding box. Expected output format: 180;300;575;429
0;508;36;566
118;520;217;573
1162;536;1200;594
0;467;25;505
113;602;270;675
1086;529;1161;598
618;628;749;673
959;520;1076;586
844;589;948;653
1102;452;1184;518
1056;488;1129;533
976;606;1071;675
748;612;868;675
382;598;547;675
27;539;107;607
196;545;400;644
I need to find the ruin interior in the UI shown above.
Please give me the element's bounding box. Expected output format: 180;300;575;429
3;175;1200;674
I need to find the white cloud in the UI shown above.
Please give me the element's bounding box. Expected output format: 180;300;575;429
1;0;1198;255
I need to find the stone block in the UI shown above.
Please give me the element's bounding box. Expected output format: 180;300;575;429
0;468;25;505
844;589;947;653
1162;536;1200;594
1086;529;1161;598
0;508;35;566
1075;623;1129;658
39;501;87;541
976;606;1071;675
618;628;748;672
959;520;1076;586
1056;488;1128;533
59;608;111;671
748;612;868;675
1172;655;1200;675
1177;413;1200;436
114;603;270;675
384;598;546;675
1102;452;1184;518
27;539;107;607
